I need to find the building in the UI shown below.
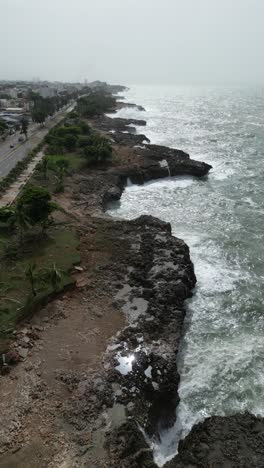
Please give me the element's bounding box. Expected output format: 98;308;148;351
36;86;57;98
0;99;8;109
3;107;24;114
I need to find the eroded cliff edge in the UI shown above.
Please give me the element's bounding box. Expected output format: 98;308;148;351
0;98;213;467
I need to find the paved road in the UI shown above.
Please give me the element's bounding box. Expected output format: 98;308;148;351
0;103;75;179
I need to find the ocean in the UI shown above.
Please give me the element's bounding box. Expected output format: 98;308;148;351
107;85;264;463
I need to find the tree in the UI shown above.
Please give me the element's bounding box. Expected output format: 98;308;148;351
14;204;30;243
17;185;57;232
39;156;50;180
0;119;7;135
81;134;112;165
20;118;29;139
31;108;46;126
64;134;77;151
51;158;70;193
76;91;115;117
77;135;92;148
0;207;15;224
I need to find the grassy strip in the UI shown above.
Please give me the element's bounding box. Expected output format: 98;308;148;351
0;227;80;353
0;115;89;353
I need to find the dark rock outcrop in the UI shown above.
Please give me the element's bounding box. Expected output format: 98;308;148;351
140;144;212;178
92;115;146;133
165;413;264;468
100;215;196;464
110;131;150;146
115;102;146;112
58;214;196;467
113;144;212;184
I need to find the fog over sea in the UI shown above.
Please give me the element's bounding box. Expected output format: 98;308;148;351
107;85;264;463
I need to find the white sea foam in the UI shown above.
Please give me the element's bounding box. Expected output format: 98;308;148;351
107;84;264;465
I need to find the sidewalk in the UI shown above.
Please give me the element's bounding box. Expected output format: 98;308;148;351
0;151;44;208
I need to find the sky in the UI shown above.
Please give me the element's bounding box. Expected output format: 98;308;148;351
1;0;264;85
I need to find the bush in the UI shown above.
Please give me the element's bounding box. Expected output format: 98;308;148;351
69;111;78;119
45;121;90;154
77;135;93;148
82;134;112;165
17;185;57;227
64;134;78;151
0;207;15;224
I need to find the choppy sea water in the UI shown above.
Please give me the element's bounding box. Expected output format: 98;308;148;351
107;85;264;464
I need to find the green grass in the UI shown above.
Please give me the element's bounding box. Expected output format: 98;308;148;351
31;152;85;192
46;152;85;171
0;226;80;352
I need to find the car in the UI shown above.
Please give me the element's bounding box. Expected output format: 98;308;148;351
18;137;24;142
10;144;14;148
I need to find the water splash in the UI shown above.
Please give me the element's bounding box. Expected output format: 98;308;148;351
108;84;264;463
159;159;171;177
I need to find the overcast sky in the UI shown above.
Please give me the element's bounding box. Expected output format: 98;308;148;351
1;0;264;85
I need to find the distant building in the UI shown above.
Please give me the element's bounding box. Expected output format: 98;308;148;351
4;107;24;114
0;113;23;127
0;99;8;108
36;86;57;98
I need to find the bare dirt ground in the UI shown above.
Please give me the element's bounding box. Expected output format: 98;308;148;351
0;189;126;467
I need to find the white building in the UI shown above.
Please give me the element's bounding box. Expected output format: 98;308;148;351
4;107;24;114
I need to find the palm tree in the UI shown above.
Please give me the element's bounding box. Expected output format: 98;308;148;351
48;263;62;291
52;159;70;193
25;263;38;296
40;156;50;180
15;205;30;244
21;118;29;140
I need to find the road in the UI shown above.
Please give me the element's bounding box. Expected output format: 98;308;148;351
0;103;75;179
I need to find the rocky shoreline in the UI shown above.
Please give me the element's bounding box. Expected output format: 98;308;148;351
62;215;198;468
0;94;260;468
79;99;264;467
59;100;213;466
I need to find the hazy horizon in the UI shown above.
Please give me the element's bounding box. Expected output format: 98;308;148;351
1;0;264;86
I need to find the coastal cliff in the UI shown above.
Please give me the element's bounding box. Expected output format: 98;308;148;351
54;102;211;466
0;93;214;467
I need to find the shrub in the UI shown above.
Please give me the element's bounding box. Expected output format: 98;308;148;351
0;207;15;224
45;122;90;154
82;134;112;165
17;185;57;228
64;134;78;151
77;135;93;147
